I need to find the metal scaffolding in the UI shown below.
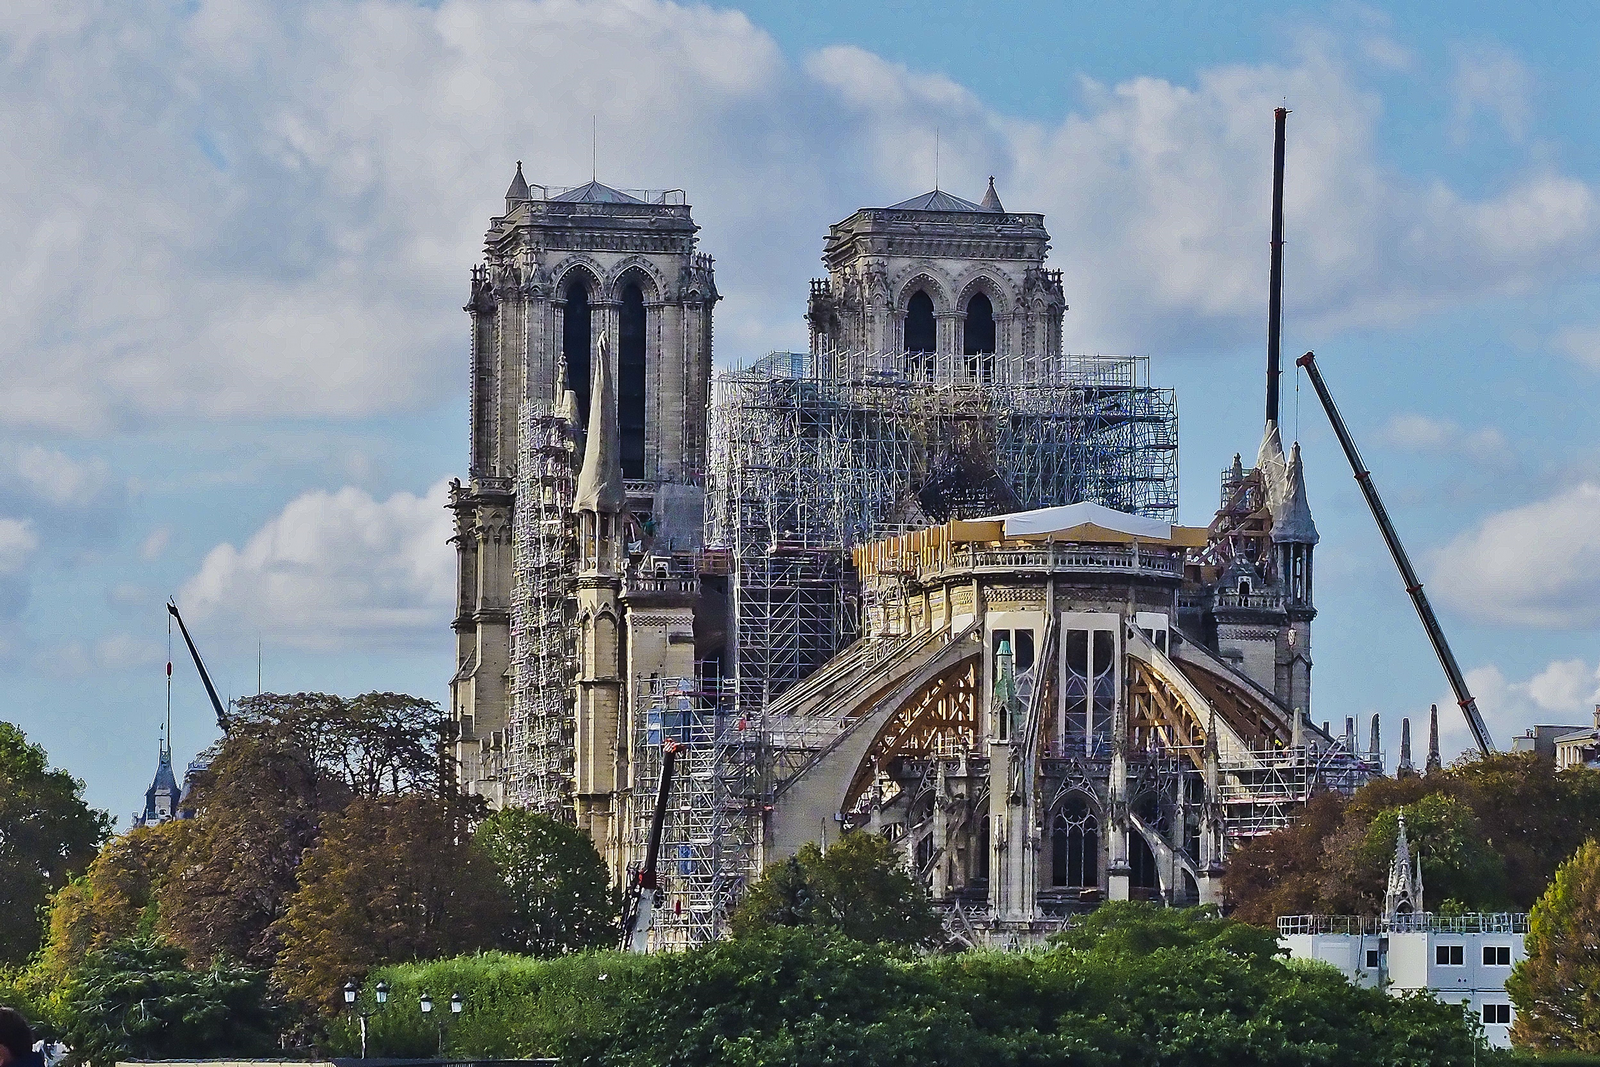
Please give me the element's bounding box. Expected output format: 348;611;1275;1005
631;677;762;948
705;349;1179;713
505;402;579;814
1217;740;1379;840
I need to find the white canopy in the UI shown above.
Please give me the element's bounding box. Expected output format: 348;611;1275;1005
982;501;1174;541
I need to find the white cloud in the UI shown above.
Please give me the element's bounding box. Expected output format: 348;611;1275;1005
139;526;172;562
1437;660;1600;759
1449;42;1533;145
1553;324;1600;370
94;633;164;670
12;446;110;505
179;479;454;651
1380;413;1510;465
1430;482;1600;628
0;518;39;573
1;1;1596;431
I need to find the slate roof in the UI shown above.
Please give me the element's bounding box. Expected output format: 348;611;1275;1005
551;180;646;204
886;189;993;212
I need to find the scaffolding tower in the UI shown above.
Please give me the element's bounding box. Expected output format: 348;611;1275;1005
631;677;762;948
705;349;1179;713
505;402;579;814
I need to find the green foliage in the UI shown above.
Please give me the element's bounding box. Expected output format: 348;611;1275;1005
575;906;1498;1067
231;691;448;797
0;721;112;965
56;938;281;1066
338;907;1499;1066
1362;794;1508;909
37;820;193;981
729;831;943;946
475;808;619;956
272;795;511;1012
1227;754;1600;922
324;951;651;1058
1507;839;1600;1052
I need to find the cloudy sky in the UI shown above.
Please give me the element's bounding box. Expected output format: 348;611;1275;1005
5;0;1598;819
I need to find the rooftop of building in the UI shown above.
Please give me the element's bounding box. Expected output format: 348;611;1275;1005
1278;912;1529;936
853;502;1208;581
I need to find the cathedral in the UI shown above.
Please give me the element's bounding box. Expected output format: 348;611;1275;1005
449;168;1375;947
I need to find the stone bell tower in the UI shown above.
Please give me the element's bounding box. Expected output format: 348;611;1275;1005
806;178;1065;378
450;166;717;802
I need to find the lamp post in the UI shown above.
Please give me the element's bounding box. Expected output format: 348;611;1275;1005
342;979;389;1059
419;991;464;1056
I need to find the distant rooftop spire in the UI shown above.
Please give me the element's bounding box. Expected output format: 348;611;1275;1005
1398;717;1415;777
1369;713;1382;768
1384;811;1425;921
505;161;530;211
574;332;627;515
980;176;1005;212
1426;704;1442;774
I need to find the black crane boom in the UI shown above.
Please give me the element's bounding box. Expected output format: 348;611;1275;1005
166;600;231;732
622;739;679;951
1294;351;1494;755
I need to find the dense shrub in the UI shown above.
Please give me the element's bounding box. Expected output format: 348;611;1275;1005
342;904;1503;1066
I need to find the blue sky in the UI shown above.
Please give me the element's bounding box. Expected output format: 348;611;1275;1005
3;0;1598;820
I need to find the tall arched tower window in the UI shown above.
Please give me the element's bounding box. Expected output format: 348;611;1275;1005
963;291;995;380
563;277;592;416
904;290;936;372
619;282;647;479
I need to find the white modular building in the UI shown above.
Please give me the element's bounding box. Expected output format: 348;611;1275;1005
1277;814;1526;1048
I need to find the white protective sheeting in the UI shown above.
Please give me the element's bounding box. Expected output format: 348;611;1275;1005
989;500;1174;541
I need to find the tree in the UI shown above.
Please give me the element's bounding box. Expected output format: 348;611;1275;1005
474;808;619;956
0;722;111;965
1507;838;1600;1052
159;719;335;968
56;938;281;1066
272;795;511;1011
1226;753;1600;921
37;818;194;979
1357;794;1506;910
574;911;1496;1067
729;831;943;946
231;691;447;797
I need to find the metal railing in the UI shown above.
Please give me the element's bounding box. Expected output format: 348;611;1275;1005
1278;912;1529;936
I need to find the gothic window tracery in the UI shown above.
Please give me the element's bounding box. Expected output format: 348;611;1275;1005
1051;793;1099;887
1062;628;1116;753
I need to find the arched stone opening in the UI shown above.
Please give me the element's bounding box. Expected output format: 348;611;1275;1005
618;281;647;478
905;290;936;371
562;273;595;415
963;291;996;379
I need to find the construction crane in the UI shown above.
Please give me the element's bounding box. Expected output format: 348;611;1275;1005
166;600;231;733
621;739;679;952
1294;351;1495;755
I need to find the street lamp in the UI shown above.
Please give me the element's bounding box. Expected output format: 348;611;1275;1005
343;980;376;1059
418;991;463;1055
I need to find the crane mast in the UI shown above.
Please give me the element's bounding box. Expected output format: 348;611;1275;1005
1294;351;1494;755
166;600;231;732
